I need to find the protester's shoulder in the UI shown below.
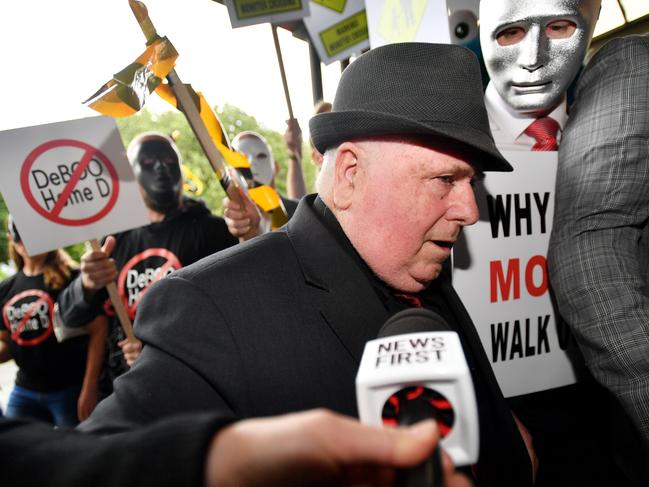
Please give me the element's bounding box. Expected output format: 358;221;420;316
179;196;212;217
588;35;649;69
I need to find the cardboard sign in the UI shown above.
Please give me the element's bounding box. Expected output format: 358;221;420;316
224;0;310;28
365;0;450;48
0;117;149;255
452;151;579;398
304;0;369;65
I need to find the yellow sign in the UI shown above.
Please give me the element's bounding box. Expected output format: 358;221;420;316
319;10;368;57
377;0;429;43
234;0;303;19
312;0;347;14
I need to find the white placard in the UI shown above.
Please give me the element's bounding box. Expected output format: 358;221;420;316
365;0;451;48
304;0;369;65
224;0;310;28
0;117;149;255
452;151;579;398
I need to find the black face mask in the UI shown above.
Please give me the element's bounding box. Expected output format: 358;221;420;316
131;139;183;213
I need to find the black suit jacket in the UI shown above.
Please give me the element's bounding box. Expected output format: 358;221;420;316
83;195;532;486
0;413;230;487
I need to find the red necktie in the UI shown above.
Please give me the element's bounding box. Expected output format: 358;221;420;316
524;117;560;151
392;293;423;308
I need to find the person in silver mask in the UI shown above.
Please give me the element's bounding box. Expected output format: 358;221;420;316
477;2;633;486
223;131;298;241
479;0;601;151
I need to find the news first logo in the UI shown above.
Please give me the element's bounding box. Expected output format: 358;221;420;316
375;335;448;367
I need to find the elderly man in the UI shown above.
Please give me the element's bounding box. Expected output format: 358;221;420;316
79;43;533;486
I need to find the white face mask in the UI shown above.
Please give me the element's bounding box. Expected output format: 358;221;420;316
233;134;274;187
480;0;600;116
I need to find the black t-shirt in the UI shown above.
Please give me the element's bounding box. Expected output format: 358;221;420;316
0;270;88;392
99;197;237;379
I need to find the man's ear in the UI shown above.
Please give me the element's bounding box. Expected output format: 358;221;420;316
332;142;359;210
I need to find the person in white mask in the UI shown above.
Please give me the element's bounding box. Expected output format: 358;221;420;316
479;0;601;151
223;131;298;241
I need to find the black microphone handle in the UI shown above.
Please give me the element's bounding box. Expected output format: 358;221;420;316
396;448;443;487
396;399;444;487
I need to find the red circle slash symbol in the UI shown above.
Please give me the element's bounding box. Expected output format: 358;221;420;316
20;139;119;226
116;248;183;320
2;289;55;346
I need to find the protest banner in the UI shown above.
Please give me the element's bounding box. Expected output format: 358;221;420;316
452;151;579;398
304;0;369;65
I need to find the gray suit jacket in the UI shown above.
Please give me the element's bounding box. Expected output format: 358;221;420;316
548;36;649;450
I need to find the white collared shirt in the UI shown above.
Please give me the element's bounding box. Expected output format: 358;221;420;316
484;82;568;151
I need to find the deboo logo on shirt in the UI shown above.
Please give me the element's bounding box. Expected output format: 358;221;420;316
112;248;182;319
2;289;54;346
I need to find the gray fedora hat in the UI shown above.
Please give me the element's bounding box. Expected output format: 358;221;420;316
309;42;512;172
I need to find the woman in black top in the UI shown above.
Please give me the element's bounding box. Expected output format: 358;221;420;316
0;217;105;427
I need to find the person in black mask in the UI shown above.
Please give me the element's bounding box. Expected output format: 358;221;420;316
130;135;183;214
57;132;237;396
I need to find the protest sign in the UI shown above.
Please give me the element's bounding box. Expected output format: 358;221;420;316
304;0;369;65
0;116;149;255
365;0;450;48
224;0;309;28
452;151;579;398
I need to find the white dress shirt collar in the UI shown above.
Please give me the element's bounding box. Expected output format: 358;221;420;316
485;82;568;148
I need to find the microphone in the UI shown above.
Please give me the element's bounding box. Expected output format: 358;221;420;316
356;308;479;485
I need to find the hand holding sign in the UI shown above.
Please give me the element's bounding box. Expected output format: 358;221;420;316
80;236;118;292
78;236;137;347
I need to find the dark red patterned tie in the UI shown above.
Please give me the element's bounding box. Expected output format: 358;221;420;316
524;117;560;151
392;293;423;308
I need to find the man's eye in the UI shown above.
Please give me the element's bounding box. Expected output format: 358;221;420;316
437;175;455;185
496;26;526;46
139;157;155;166
546;20;577;39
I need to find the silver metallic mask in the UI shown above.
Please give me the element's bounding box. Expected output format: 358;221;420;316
232;132;275;187
479;0;601;115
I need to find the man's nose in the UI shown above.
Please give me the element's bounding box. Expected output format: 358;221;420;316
518;25;547;72
448;183;480;226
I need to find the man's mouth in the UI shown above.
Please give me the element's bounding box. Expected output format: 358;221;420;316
433;240;454;250
511;81;551;94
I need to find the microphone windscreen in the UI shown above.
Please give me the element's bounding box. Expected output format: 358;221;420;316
378;308;452;338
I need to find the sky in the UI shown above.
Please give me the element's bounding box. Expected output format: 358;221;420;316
0;0;644;135
0;0;343;135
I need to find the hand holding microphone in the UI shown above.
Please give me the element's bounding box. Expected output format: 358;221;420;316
356;308;479;486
